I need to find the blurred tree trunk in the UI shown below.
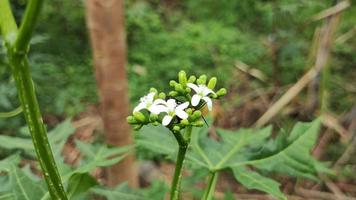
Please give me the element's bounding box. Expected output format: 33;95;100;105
85;0;138;187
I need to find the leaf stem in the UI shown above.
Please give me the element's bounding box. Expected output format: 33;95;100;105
0;0;68;199
201;172;219;200
170;127;192;200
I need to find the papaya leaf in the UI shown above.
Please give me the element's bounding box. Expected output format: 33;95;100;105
232;167;286;200
67;172;98;200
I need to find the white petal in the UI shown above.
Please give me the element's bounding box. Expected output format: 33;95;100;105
176;110;188;119
202;87;214;96
187;83;200;93
162;115;173;126
191;94;202;106
133;102;146;113
202;97;213;111
149;105;168;114
153;99;167;105
176;102;189;110
147;92;156;102
166;99;177;110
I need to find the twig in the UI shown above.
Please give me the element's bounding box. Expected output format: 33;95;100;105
235;60;268;82
254;6;342;127
312;1;350;21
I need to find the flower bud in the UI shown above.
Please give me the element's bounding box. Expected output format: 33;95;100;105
174;84;184;93
149;87;158;94
192;120;204;127
149;113;158;121
152;121;160;126
169;80;178;87
186;108;193;115
133;111;146;123
188;75;196;83
133;124;143;130
207;77;217;89
190;110;202;121
178;70;187;86
216;88;227;97
169;91;178;97
180;119;189;126
173;125;181;132
185;87;191;93
126;116;137;124
158;92;166;99
197;75;207;85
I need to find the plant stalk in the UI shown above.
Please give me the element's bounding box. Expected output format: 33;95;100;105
202;172;219;200
0;0;68;199
170;127;192;200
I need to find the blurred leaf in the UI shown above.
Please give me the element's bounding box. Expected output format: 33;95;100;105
67;172;98;200
73;140;131;175
92;181;168;200
232;167;286;200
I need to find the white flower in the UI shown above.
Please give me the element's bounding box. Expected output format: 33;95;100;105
160;99;189;126
133;92;167;114
187;83;215;111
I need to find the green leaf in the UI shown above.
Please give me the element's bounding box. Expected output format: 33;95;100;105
189;125;272;171
246;119;330;180
92;181;168;200
8;165;47;200
232;167;286;200
67;172;98;200
73;140;131;175
136;125;178;159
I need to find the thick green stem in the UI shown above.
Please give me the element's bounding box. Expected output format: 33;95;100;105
0;0;68;199
201;172;219;200
170;127;192;200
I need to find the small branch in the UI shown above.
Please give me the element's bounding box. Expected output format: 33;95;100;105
0;0;18;43
201;172;219;200
14;0;44;53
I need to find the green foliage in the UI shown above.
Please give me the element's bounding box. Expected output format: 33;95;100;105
92;181;168;200
136;119;329;199
0;120;131;200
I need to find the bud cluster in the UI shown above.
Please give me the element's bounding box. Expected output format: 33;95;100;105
127;71;227;133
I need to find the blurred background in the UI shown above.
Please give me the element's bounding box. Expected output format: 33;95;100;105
1;0;356;198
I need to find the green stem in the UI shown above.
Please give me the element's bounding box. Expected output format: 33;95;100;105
201;172;219;200
170;127;192;200
0;0;68;199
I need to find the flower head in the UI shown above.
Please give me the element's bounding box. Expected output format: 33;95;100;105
187;83;215;111
133;92;166;114
160;99;189;126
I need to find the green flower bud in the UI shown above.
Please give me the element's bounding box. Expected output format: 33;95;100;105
192;120;204;127
190;110;202;121
175;84;184;93
216;88;227;97
152;121;160;126
207;77;217;89
185;87;191;93
169;80;178;87
188;75;196;83
169;91;178;97
133;111;146;123
126;116;137;124
133;124;143;130
178;70;187;86
211;93;218;99
158;92;166;99
197;75;207;85
186;108;193;115
149;113;158;121
173;125;181;132
149;87;158;94
180;119;189;126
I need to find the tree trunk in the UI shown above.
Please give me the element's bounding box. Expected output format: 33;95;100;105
85;0;138;187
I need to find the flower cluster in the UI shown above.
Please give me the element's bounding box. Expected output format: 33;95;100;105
127;71;227;132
